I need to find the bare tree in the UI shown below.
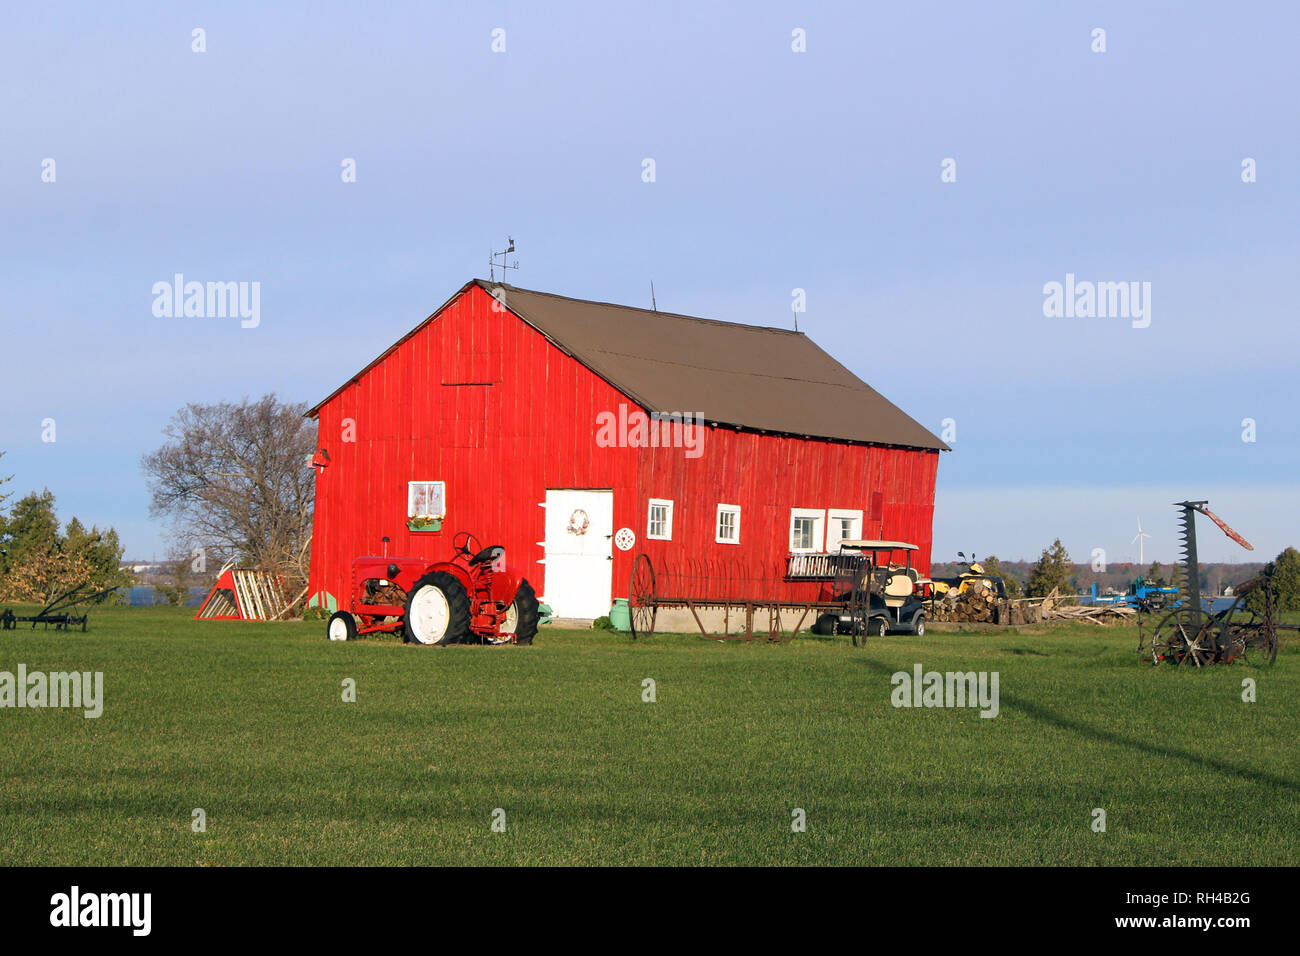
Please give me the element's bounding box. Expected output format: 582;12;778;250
142;395;317;591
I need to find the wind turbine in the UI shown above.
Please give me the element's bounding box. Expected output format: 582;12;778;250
1131;517;1151;566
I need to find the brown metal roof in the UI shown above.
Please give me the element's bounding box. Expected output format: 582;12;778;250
309;278;947;452
477;280;947;451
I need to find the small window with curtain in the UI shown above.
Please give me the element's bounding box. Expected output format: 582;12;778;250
408;481;446;520
827;509;864;551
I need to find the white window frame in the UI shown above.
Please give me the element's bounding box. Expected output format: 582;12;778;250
407;480;446;520
826;509;864;552
789;508;826;553
715;503;741;545
647;498;674;541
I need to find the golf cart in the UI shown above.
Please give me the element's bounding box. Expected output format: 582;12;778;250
810;540;930;644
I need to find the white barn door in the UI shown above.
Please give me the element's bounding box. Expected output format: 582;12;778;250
542;489;613;619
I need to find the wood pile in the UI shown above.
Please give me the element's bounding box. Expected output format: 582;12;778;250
929;584;1038;624
928;585;1136;627
1036;587;1135;626
1042;603;1136;626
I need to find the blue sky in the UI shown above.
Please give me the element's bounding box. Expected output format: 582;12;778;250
1;1;1296;564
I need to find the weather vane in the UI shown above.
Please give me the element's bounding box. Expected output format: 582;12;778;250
489;237;518;283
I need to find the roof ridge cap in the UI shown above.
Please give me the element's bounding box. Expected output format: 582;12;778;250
476;278;806;336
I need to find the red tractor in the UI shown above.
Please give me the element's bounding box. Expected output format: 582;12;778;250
326;532;540;646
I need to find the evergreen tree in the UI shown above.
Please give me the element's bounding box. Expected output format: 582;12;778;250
1146;561;1166;587
1026;539;1074;598
1246;546;1300;614
1272;547;1300;612
0;490;130;602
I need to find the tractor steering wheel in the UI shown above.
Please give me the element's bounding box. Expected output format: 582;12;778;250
452;531;482;558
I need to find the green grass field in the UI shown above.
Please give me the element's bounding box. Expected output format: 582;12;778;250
1;605;1296;866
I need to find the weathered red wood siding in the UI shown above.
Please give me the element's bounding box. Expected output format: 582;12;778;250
308;284;938;610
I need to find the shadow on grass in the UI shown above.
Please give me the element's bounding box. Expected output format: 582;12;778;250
853;657;1300;795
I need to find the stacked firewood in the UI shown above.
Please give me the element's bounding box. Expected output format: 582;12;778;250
929;584;1032;624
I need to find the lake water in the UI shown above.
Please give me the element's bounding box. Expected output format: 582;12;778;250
118;586;210;607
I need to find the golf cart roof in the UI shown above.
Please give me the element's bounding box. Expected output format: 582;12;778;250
839;539;918;551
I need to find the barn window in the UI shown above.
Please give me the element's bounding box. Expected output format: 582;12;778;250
789;509;825;553
827;509;863;552
715;504;740;544
407;481;446;520
647;499;674;540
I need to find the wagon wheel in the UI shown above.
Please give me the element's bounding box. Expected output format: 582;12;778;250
1240;587;1280;667
1182;617;1230;667
1171;617;1227;666
1148;610;1224;666
849;617;866;647
1253;627;1279;666
1236;620;1279;667
628;553;657;641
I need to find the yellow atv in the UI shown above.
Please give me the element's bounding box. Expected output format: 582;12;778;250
932;553;1007;598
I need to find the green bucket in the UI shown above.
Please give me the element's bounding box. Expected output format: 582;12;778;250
609;598;631;632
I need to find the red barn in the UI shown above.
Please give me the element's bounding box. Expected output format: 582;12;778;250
306;280;946;625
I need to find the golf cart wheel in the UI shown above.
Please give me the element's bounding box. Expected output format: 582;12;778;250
327;610;358;642
403;571;471;646
872;617;889;639
913;614;926;638
811;613;837;636
496;578;540;646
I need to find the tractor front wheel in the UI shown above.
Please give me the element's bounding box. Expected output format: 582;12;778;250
498;579;541;645
404;571;471;646
327;610;358;642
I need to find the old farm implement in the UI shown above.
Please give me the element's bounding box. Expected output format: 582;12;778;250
1;582;120;632
626;540;929;643
627;552;806;641
1138;500;1288;666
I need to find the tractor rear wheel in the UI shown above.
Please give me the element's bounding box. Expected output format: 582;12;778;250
404;571;471;645
498;579;540;645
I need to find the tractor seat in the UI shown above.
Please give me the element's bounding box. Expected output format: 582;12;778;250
883;572;914;608
469;545;505;567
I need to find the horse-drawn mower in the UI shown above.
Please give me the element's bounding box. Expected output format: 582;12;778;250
326;531;539;646
1138;500;1292;666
